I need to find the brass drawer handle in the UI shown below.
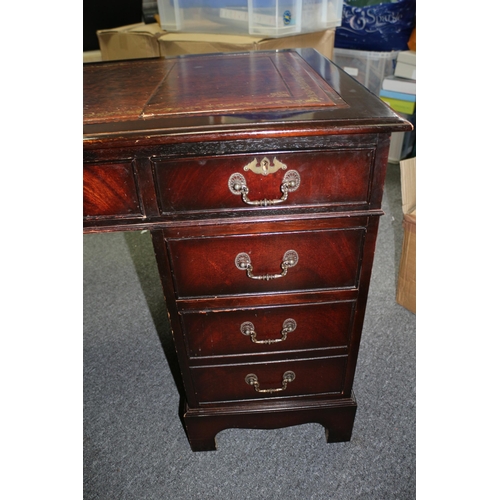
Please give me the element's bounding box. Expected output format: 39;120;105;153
228;170;300;207
245;371;296;394
240;318;297;344
235;250;298;280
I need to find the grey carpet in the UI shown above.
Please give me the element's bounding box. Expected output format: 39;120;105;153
83;163;416;499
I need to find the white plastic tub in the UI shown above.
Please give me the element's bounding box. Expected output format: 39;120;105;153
333;47;399;95
158;0;343;38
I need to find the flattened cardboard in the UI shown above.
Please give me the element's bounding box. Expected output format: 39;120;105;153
158;30;335;60
400;156;416;216
97;22;164;61
97;22;335;62
396;157;416;314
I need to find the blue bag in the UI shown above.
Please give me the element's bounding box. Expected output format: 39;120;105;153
334;0;416;51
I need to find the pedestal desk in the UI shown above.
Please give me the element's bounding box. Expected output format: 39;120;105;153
83;49;412;451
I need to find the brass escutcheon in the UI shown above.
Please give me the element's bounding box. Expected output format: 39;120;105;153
243;157;287;176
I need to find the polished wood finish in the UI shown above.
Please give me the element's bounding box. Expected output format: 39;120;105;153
190;355;348;403
152;148;375;215
181;300;355;358
83;49;412;451
167;226;365;297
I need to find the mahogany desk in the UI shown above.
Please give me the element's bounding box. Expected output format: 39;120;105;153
83;49;411;451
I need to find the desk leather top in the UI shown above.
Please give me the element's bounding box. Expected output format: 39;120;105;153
83;49;412;143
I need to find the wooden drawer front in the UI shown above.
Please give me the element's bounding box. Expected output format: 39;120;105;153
181;301;355;358
84;162;142;218
153;149;374;214
190;356;348;403
168;228;365;298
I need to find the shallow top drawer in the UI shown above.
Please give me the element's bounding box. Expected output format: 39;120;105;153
84;162;142;219
152;149;375;215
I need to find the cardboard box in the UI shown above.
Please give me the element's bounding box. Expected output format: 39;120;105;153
158;29;335;59
97;22;335;62
83;50;102;63
396;157;416;314
97;23;165;61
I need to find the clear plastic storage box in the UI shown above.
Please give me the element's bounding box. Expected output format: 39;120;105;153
333;48;399;95
157;0;343;38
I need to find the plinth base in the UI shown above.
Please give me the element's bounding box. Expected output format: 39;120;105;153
182;394;357;452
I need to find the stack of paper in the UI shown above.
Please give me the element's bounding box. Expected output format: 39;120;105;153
379;51;416;114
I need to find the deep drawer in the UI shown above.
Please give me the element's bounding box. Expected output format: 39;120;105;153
190;356;348;403
152;149;375;214
84;162;142;218
167;228;365;298
181;301;355;358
